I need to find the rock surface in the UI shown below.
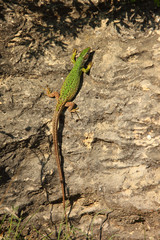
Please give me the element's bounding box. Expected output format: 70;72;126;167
0;0;160;239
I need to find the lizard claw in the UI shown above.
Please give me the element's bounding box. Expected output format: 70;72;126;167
70;108;80;119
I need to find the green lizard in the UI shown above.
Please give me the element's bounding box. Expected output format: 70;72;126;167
46;47;92;213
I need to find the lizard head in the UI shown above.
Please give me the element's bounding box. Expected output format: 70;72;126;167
79;47;91;60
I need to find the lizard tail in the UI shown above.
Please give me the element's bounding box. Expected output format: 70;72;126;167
52;108;66;212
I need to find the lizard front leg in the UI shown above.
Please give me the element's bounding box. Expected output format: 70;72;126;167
81;62;93;73
71;48;77;64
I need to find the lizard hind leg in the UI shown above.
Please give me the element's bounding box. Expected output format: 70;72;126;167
46;87;60;101
65;101;80;119
65;101;77;112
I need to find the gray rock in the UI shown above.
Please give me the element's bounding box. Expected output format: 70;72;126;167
0;1;160;239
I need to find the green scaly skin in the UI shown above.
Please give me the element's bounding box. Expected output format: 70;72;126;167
46;47;92;216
